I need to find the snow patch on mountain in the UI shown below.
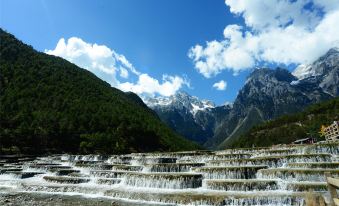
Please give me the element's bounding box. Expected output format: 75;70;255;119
292;64;318;80
143;96;173;107
191;101;214;115
290;80;300;85
293;47;339;80
143;92;216;117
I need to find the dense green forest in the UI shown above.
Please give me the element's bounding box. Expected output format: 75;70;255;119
230;97;339;148
0;29;199;154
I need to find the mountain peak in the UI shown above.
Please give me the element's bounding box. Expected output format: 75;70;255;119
292;47;339;80
143;91;215;113
245;67;295;85
324;47;339;57
142;91;231;145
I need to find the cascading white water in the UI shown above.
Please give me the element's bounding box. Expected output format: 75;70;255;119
204;179;278;191
147;163;205;173
194;166;268;179
122;173;203;189
0;142;338;205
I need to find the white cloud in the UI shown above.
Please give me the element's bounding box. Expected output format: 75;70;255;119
119;74;190;97
119;67;129;79
46;37;188;97
189;0;339;78
112;51;140;76
46;37;135;86
213;80;227;91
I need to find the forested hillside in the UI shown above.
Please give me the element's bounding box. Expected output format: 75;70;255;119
0;29;199;154
230;97;339;148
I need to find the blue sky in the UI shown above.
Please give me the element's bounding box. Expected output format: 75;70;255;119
1;0;339;105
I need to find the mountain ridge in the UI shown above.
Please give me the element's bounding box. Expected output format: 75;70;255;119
145;49;339;149
0;29;199;154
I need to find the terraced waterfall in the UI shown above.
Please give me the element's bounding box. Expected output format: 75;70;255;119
0;142;338;205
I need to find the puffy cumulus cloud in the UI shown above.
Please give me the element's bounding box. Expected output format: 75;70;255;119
46;37;188;97
189;0;339;78
119;74;190;97
213;80;227;91
46;37;137;86
225;0;322;30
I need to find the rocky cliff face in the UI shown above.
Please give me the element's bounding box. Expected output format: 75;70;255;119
144;48;339;149
213;67;332;149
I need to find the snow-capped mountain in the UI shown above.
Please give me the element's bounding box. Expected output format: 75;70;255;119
292;48;339;97
211;67;332;149
212;48;339;149
143;48;339;149
143;92;215;116
143;92;232;144
293;48;339;80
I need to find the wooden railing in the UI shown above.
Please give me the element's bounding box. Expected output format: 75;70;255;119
325;173;339;206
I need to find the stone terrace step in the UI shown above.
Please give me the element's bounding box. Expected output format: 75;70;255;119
105;187;323;206
90;170;131;178
207;154;333;167
19;183;107;194
145;163;205;173
111;164;143;171
107;156;132;164
124;172;203;189
257;168;339;181
215;147;270;155
43;176;90;184
204;179;278;191
252;149;299;157
0;164;22;169
62;155;108;162
28;163;61;166
0;168;22;174
286;182;328;191
131;150;214;158
193;166;268;179
96;178;122;185
4;171;44;179
50;169;80;176
212;153;252;160
68;172;90;178
74;162;114;170
0;155;36;163
73;160;105;165
304;142;339;155
131;157;177;165
26;164;72;171
287;162;339;169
